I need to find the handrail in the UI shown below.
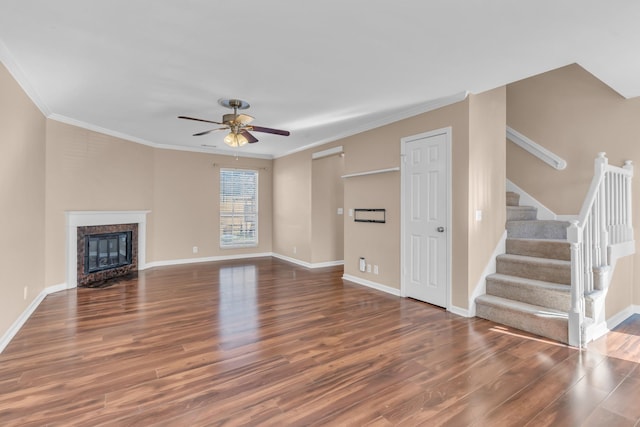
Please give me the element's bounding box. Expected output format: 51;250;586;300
506;126;568;170
567;152;633;347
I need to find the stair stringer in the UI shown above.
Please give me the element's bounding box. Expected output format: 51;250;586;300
467;230;507;317
506;179;577;222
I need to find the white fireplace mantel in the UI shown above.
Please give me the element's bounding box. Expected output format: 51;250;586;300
66;210;150;288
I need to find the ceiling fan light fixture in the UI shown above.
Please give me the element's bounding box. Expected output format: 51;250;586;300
224;132;248;147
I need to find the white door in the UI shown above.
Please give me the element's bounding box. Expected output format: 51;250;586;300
402;129;450;307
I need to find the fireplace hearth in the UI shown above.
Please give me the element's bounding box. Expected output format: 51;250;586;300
77;223;138;287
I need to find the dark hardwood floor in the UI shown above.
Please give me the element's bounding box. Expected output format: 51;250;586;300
1;257;639;426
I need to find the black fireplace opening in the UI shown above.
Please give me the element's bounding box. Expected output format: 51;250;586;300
85;231;133;274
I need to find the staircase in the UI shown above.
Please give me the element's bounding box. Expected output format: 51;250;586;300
475;192;573;343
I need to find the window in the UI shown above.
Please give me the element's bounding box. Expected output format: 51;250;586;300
220;169;258;248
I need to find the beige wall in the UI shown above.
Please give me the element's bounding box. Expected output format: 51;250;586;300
337;99;477;309
282;91;505;311
311;153;344;263
2;54;278;342
152;150;272;262
507;63;640;308
468;87;507;297
0;63;46;336
273;150;312;262
44;120;155;286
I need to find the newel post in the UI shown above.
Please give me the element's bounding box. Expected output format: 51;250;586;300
567;220;584;348
595;152;608;175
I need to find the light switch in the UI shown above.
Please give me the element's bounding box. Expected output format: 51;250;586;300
475;210;483;221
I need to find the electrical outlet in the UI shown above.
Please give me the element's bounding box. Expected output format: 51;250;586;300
192;246;198;254
23;286;28;300
337;207;343;215
373;265;379;275
366;264;372;273
293;246;297;254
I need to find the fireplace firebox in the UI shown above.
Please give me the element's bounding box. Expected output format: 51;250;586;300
77;223;138;287
85;231;132;274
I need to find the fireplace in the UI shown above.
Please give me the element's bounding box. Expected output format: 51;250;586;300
66;210;149;288
77;224;138;287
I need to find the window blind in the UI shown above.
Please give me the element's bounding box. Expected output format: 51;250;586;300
220;169;258;248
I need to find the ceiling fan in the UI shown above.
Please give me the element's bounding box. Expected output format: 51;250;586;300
178;98;290;148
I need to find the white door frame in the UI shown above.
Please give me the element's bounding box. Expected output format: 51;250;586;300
400;127;452;309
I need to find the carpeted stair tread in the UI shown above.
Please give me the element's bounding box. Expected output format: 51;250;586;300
475;294;568;343
486;273;570;311
506;219;570;239
475;190;574;344
506;191;520;207
496;253;571;285
506;238;571;261
506;206;538;221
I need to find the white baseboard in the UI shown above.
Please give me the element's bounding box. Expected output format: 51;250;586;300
311;260;345;269
144;252;273;269
607;305;640;331
0;283;68;354
342;274;401;296
448;305;471;317
271;253;312;268
271;253;344;269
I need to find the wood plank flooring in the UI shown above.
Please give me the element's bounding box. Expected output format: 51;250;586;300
1;257;639;426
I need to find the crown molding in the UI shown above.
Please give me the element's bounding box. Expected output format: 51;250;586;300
48;114;274;160
274;91;469;159
0;39;52;116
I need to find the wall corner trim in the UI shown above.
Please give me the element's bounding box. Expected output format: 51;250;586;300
506;126;567;170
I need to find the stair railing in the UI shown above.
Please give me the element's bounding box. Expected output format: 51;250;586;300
567;152;633;347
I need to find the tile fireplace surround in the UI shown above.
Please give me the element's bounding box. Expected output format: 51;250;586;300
66;211;150;288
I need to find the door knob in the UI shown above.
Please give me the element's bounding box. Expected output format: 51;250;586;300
437;226;445;232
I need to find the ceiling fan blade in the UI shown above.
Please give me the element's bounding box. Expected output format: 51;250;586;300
178;115;224;125
193;127;227;136
235;114;254;125
240;130;259;143
249;125;290;136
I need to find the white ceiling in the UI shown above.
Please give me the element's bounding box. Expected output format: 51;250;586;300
1;0;639;159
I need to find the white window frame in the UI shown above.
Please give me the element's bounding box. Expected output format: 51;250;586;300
219;168;259;248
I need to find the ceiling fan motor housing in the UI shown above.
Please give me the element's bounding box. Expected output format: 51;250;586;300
223;113;236;124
